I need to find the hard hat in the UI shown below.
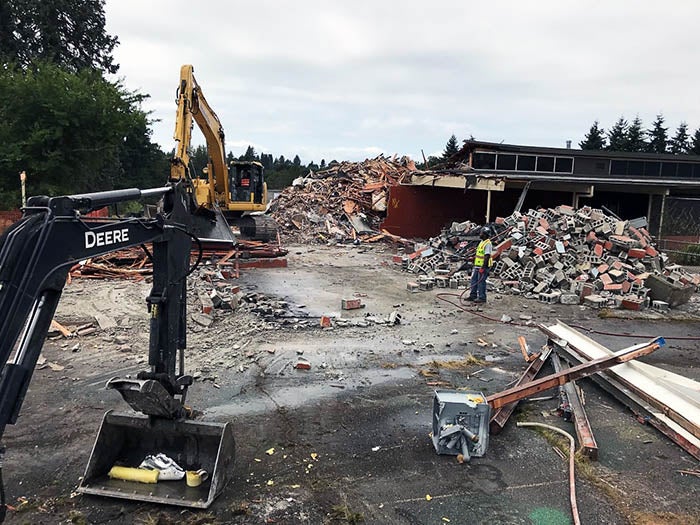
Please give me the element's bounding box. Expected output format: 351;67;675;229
481;227;490;235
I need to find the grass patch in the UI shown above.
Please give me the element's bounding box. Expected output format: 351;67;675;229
429;353;487;370
520;425;693;521
136;513;220;525
630;512;700;525
330;492;365;524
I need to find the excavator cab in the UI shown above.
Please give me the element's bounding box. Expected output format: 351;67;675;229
230;160;266;208
0;183;235;510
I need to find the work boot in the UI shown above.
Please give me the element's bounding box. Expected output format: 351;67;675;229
473;298;486;303
466;296;476;302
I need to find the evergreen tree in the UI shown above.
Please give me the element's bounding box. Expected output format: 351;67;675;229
647;114;668;154
241;145;257;161
320;159;326;169
260;153;273;170
188;145;209;177
690;129;700;155
626;116;647;152
579;121;606;150
606;117;629;151
293;154;301;167
0;0;119;73
670;122;690;154
442;134;459;159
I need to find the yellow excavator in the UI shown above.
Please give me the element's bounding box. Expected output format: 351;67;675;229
170;64;277;243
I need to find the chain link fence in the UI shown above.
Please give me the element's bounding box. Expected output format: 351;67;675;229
658;197;700;264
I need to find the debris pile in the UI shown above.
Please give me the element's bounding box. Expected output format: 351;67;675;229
68;241;288;281
400;205;700;310
267;156;416;244
490;205;700;309
70;247;151;280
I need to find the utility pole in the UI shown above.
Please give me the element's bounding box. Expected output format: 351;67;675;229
19;171;27;207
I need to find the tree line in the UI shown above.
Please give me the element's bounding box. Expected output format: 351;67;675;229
579;115;700;154
187;144;338;190
0;0;326;210
0;0;170;210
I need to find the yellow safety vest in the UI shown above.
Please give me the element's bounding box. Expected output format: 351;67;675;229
474;239;492;268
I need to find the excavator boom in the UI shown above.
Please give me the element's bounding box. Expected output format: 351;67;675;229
170;65;274;241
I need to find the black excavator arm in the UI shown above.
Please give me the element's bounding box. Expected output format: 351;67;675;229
0;182;207;517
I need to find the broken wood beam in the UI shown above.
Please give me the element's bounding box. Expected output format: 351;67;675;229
551;352;599;460
50;319;73;338
490;345;551;434
541;321;700;442
486;339;663;410
544;326;700;461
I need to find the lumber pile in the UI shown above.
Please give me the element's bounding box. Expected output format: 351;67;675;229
267;155;416;244
70;248;151;280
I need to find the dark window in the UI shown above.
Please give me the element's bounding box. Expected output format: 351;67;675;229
554;157;573;173
595;161;606;171
661;162;677;178
536;156;554;172
517;155;536;171
610;160;627;175
628;161;644;176
677;163;692;178
496;154;516;170
644;162;660;177
694;164;700;178
473;152;496;170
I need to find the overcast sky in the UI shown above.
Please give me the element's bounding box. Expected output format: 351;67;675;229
104;1;700;163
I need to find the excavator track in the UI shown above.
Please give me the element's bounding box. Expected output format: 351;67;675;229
227;214;279;243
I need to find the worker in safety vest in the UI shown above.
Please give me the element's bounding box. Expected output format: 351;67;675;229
467;228;492;303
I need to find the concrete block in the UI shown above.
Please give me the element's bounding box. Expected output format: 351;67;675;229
584;295;607;308
539;292;561;304
621;296;644;311
340;299;364;310
560;293;580;305
533;281;549;294
651;300;669;312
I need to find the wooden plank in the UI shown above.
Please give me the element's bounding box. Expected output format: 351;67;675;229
551;353;599;460
541;321;700;441
486;340;662;410
490;345;551;434
50;320;72;338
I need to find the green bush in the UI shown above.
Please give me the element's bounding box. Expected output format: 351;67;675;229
679;244;700;265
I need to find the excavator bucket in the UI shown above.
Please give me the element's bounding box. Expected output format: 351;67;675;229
78;411;235;508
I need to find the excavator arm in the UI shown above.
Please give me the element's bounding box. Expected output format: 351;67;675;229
171;64;229;208
0;183;194;438
0;181;236;515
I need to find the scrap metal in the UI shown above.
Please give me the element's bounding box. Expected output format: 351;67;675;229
540;321;700;460
486;338;663;410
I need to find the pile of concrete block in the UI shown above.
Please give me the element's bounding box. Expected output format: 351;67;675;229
490;205;700;310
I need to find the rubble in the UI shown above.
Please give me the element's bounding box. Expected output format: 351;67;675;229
399;205;700;310
267;156;416;244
